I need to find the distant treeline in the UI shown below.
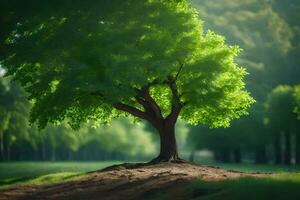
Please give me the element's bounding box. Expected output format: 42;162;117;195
188;0;300;165
0;80;157;161
189;86;300;166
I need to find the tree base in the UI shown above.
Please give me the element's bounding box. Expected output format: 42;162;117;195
148;155;189;164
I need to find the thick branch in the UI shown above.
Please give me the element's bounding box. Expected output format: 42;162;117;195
136;85;163;120
169;81;181;104
135;96;148;109
144;90;163;119
113;103;149;121
90;88;158;122
165;80;183;125
166;105;182;126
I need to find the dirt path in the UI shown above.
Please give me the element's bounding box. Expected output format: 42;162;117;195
0;162;266;200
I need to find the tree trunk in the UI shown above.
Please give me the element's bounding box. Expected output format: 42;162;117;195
7;145;10;161
274;134;282;164
220;149;231;163
159;126;178;160
296;133;300;165
150;123;181;163
68;150;72;161
233;148;242;163
214;150;221;162
284;129;291;165
189;150;195;162
51;146;56;161
42;142;46;161
255;145;267;164
0;132;4;161
213;149;231;162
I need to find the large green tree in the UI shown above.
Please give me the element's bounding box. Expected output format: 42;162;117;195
2;0;254;162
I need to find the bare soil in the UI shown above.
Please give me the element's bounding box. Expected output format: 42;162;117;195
0;162;266;200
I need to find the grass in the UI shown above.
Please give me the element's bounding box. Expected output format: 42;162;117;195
197;160;300;173
187;173;300;200
0;161;121;189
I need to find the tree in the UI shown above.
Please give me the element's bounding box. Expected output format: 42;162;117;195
188;126;237;163
265;85;297;165
0;77;31;161
2;0;254;163
294;85;300;118
293;85;300;164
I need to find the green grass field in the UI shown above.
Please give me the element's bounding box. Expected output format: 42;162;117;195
185;173;300;200
199;162;300;173
0;161;121;188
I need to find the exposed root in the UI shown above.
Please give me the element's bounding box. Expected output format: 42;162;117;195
148;156;190;165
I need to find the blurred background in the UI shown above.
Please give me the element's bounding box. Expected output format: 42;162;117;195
0;0;300;170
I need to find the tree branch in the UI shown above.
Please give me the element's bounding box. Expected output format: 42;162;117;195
90;89;154;122
174;60;184;82
165;80;183;125
168;79;181;104
113;103;150;121
142;87;163;119
135;84;163;120
90;86;162;123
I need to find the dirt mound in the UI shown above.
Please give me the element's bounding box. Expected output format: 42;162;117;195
0;162;265;200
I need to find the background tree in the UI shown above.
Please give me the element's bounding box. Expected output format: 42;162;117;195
293;85;300;164
188;106;268;164
185;0;300;166
2;0;254;163
0;77;31;161
78;119;156;160
265;85;298;165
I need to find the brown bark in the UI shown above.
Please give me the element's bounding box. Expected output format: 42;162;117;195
156;125;179;162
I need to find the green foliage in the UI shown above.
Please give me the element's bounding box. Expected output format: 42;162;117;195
294;85;300;119
3;0;253;129
79;119;157;157
265;85;297;130
1;78;157;160
192;0;295;101
0;77;31;149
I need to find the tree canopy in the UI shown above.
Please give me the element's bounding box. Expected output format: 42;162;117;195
265;85;297;130
294;85;300;119
3;0;254;131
